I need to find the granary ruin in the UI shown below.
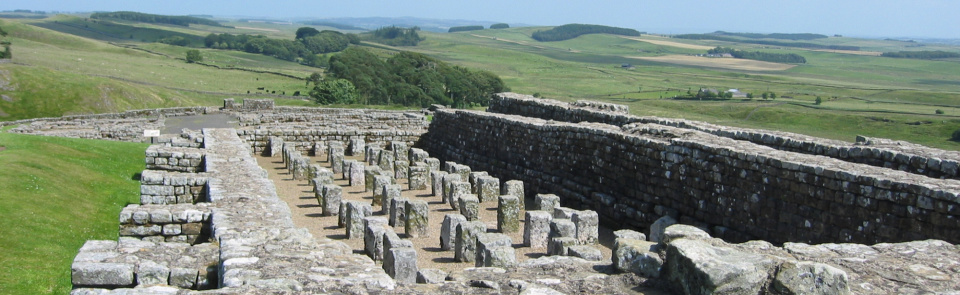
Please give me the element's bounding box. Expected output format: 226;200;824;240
5;94;959;294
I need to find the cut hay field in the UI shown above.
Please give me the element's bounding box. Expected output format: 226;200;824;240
620;36;716;50
629;55;797;71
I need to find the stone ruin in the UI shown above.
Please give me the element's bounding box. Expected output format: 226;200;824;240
6;96;959;294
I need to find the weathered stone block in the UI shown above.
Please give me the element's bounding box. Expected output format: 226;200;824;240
383;228;414;255
408;165;429;190
455;221;486;262
431;171;447;197
346;201;372;239
497;195;521;233
348;137;365;157
373;175;392;207
477;176;500;203
395;160;409;179
441;173;462;204
72;262;135;287
321;185;341;217
468;171;489;194
328;144;345;175
502;180;525;208
384;247;418;284
548;237;578;256
417;268;447;284
378;152;395;173
535;194;561;212
772;261;850;295
614;229;647;244
569;245;603;261
449;181;472;211
553;207;576;219
349;161;365;187
524;211;553;249
665;239;777;295
425;158;441;172
364;217;389;261
459;194;480;221
341;159;356;180
364;166;381;192
662;224;710;245
409;148;429;164
268;137;283;157
169;267;198;289
405;200;429;238
475;233;512;267
550;219;576;239
649;215;677;243
572;210;599;245
441;214;468;251
483;246;517;268
389;197;408;227
136;260;170;286
383;184;402;214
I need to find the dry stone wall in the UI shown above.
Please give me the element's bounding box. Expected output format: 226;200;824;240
5;107;209;141
421;109;960;245
488;92;960;180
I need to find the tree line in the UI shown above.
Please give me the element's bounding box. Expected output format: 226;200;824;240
360;26;422;46
532;24;641;42
90;11;226;27
674;34;860;51
448;25;485;33
203;28;360;66
490;23;509;29
712;31;828;40
708;47;806;63
880;50;960;59
0;25;9;59
313;47;508;107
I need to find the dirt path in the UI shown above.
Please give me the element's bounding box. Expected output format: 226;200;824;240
257;154;616;272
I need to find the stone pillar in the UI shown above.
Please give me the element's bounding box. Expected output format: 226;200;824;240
312;141;325;158
383;228;414;255
454;221;486;263
338;201;347;228
292;157;309;180
468;171;489;194
349;161;365;187
364;217;388;261
502;180;525;208
383;184;402;214
405;200;429;238
452;164;471;181
524;211;553;249
384;247;418;284
431;171;448;197
449;181;471;211
268;136;283;157
425;158;441;172
328;142;345;175
372;175;392;207
483;246;517;268
378;152;395;174
535;194;560;212
348;136;365;157
649;215;678;243
441;214;467;251
550;219;577;239
458;194;480;221
572;210;599;245
364;167;381;192
408;165;429;190
441;174;462;204
395;160;409;180
409;148;429;164
389;197;408;227
321;185;342;217
317;168;334;185
475;233;512;267
548;237;578;256
346;201;372;239
341;159;356;180
477;176;500;203
308;164;322;180
497;195;520;233
366;147;382;165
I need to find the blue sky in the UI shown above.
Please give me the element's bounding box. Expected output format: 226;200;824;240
4;0;959;38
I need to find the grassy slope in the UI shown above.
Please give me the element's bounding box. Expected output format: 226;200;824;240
0;131;147;294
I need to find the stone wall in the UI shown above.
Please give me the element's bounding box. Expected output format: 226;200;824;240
118;203;212;244
488;92;960;180
5;107;210;142
238;129;424;155
139;170;208;205
420;109;960;245
238;107;426;130
144;146;206;173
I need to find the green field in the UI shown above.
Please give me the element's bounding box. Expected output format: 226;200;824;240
0;130;148;294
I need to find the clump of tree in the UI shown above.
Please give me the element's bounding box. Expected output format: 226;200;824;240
880;50;960;59
490;23;510;29
708;47;806;63
158;36;190;46
204;28;359;66
321;47;508;107
185;50;202;63
532;24;641;42
712;31;828;40
448;25;484;33
0;25;10;59
361;26;422;46
90;11;226;27
675;34;860;51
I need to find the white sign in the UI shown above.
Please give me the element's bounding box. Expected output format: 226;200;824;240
143;130;161;137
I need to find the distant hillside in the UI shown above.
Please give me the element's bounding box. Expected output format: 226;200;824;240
300;21;367;31
712;31;828;40
673;33;860;51
532;24;641;42
90;11;227;27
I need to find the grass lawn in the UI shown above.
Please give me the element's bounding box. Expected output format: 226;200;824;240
0;130;147;294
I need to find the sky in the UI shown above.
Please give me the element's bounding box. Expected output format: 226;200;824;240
4;0;960;39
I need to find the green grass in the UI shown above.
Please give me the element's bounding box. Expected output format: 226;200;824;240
0;132;147;294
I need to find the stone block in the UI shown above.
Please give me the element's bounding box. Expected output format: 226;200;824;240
572;210;599;245
268;137;283;157
346;201;372;239
378;152;395;173
366;147;381;165
535;194;561;212
613;229;647;244
161;224;182;236
459;194;480;221
409;148;429;164
136;260;170;286
455;221;486;262
497;195;521;233
372;175;392;206
524;211;553;249
665;239;777;295
649;215;678;243
553;207;576;219
568;245;603;261
482;246;517;268
548;237;578;256
502;180;525;208
405;200;430;238
662;224;710;245
395;160;409;179
550;219;576;239
468;171;489;194
169;267;198;289
431;171;447;197
181;223;202;235
452;164;472;181
383;184;402;214
348;137;365;156
408;165;429;190
425;158;441;172
449;181;472;211
772;261;850;295
72;262;135;287
441;174;462;203
383;228;414;255
364;217;389;261
389;197;408;227
328;145;345;175
364;167;381;192
475;233;512;267
417;268;447;284
477;176;501;203
349;161;365;187
384;248;418;284
312;141;326;158
441;214;468;251
321;185;342;217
